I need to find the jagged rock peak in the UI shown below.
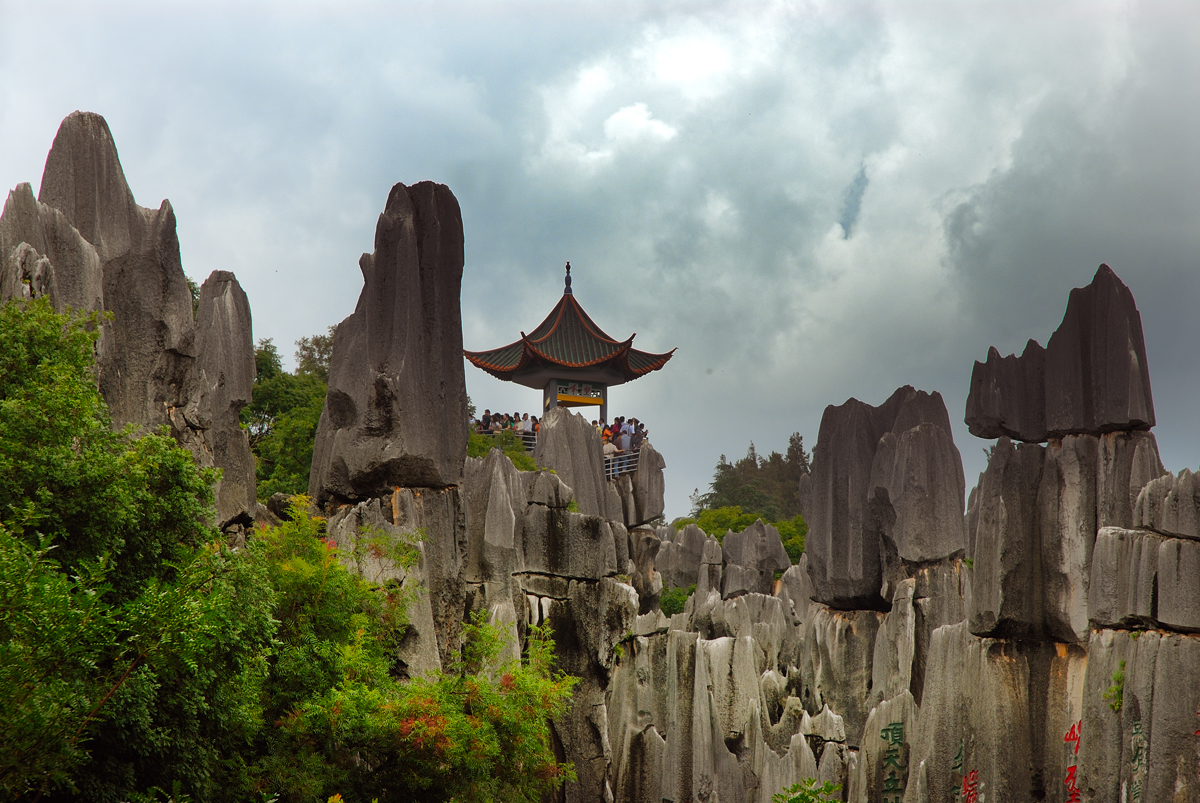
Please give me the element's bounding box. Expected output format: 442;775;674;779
804;385;965;610
38;111;144;261
309;181;468;506
194;270;256;529
966;264;1155;442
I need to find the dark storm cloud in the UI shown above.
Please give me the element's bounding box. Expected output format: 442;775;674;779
839;165;868;238
2;0;1199;515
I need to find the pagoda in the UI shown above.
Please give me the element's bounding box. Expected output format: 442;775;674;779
464;263;675;423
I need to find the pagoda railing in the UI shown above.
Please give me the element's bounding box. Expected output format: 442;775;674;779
476;430;538;451
604;450;639;480
475;429;641;480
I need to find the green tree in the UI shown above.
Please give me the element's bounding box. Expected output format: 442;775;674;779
682;434;811;563
773;778;840;803
243;337;328;498
294;327;336;383
692;435;810;521
0;298;217;602
1;299;577;803
0;298;277;802
467;430;536;471
250;502;577;803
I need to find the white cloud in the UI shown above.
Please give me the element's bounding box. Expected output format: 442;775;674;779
3;0;1199;517
603;102;677;144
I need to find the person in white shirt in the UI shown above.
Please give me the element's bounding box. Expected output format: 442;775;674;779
602;434;619;479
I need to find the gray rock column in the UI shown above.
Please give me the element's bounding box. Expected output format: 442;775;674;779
532;406;623;521
193;270;256;528
965;264;1156;442
309;181;467;505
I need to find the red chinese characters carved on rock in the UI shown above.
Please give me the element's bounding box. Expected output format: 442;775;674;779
1063;720;1081;755
961;769;979;803
1063;721;1083;803
1064;765;1081;803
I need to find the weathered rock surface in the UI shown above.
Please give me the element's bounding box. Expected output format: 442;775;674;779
870;421;966;564
1088;527;1163;630
846;691;917;803
0;182;104;315
907;622;1088;803
799;606;883;747
1135;466;1200;540
966;264;1155;441
192;271;256;527
1097;429;1165;529
1;112;255;527
522;505;620;580
968;431;1169;643
656;523;709;590
628;526;663;615
42;113;198;433
804;385;964;610
613;442;667;528
309;181;467;505
720;519;790;599
532;406;624;521
777;557;816;625
1079;628;1200;802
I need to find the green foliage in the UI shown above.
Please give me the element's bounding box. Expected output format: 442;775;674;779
255;515;578;802
0;518;276;803
659;585;695;617
775;515;807;563
691;434;810;522
467;430;537;472
294;327;336;383
1;299;577;803
1104;660;1126;713
772;778;841;803
244;337;329;498
0;298;218;602
684;434;810;562
186;276;200;317
0;299;277;801
673;506;806;562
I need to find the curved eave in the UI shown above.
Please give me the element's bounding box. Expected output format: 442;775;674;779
463;341;530;380
618;346;677;380
466;341;677;382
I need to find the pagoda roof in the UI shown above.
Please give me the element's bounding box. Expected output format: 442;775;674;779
464;267;674;384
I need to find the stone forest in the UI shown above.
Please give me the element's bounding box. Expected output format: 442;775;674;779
2;111;1199;803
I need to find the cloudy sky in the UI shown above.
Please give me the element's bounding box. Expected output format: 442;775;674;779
3;0;1199;518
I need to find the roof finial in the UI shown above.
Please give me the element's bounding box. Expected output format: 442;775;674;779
564;261;572;295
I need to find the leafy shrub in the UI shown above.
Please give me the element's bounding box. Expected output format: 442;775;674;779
659;585;695;617
1104;660;1126;713
773;778;841;803
467;430;537;471
673;506;806;562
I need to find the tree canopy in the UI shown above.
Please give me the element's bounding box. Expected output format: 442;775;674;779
242;333;332;499
680;434;811;562
0;299;576;802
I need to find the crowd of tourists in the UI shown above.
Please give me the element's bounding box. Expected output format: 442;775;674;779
599;416;649;479
470;410;650;477
472;409;538;435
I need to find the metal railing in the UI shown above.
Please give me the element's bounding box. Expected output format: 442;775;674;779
604;450;640;480
475;429;538;451
476;429;643;481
